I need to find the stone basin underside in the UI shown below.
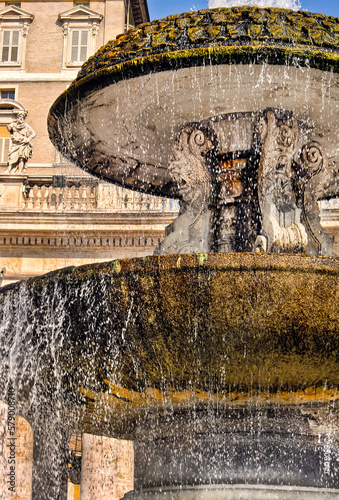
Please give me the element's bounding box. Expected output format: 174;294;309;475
48;64;339;198
0;253;339;497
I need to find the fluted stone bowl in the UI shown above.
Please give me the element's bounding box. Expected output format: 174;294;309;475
48;7;339;198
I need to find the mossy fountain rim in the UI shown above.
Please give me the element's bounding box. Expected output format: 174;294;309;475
49;6;339;120
1;252;339;294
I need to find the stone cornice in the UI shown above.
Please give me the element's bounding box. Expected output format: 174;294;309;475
0;5;34;23
58;5;103;24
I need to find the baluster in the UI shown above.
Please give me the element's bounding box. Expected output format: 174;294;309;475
88;186;95;209
70;186;76;210
36;188;42;210
41;186;48;210
63;186;69;211
47;185;53;210
26;188;34;210
81;187;87;210
32;185;39;209
66;186;73;210
73;187;80;210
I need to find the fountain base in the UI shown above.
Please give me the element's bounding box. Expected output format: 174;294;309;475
124;485;339;499
129;407;338;497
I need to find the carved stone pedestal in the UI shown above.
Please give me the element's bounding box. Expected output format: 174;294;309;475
156;109;337;257
0;174;28;209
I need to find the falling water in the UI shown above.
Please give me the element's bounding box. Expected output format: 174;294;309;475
208;0;301;9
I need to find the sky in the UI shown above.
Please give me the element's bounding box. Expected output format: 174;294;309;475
147;1;339;21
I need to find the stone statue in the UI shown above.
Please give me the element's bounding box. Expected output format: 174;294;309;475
6;110;36;174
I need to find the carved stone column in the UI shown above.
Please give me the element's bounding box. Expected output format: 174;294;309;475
80;434;134;500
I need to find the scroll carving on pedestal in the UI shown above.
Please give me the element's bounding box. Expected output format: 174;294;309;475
294;142;336;256
254;110;308;253
155;125;215;255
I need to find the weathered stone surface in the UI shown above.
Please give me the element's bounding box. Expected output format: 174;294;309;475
0;253;338;438
74;7;339;84
48;27;339;210
81;434;133;499
155;126;215;255
154;110;337;256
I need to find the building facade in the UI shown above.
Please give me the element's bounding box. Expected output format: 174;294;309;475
0;0;178;290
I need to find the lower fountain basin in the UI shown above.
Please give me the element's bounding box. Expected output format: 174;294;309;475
1;253;338;496
0;252;338;437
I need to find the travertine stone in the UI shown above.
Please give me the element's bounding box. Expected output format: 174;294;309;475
81;434;134;500
0;401;33;500
254;110;308;253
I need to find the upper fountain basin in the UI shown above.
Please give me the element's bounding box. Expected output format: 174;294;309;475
48;7;339;198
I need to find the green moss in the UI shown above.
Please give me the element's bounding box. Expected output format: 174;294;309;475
49;6;339;124
111;260;121;274
75;6;339;82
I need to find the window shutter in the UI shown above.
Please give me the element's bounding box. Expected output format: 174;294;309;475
71;30;79;61
11;30;19;61
0;137;11;163
2;30;19;62
80;30;88;61
2;30;10;61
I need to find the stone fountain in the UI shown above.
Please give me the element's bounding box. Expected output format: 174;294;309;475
1;6;339;499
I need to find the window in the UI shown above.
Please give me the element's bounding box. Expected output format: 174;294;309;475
1;90;15;100
5;2;21;7
73;2;90;7
2;30;19;62
0;126;10;164
59;6;102;69
0;6;34;68
70;29;88;63
0;137;10;163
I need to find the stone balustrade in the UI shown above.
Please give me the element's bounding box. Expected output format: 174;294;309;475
319;198;339;211
22;182;178;213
